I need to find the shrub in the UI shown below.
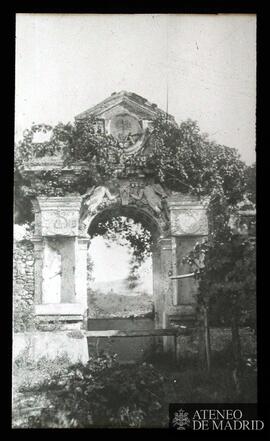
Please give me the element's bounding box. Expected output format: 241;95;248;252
27;354;166;428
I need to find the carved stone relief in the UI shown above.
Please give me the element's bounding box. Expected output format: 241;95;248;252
79;181;170;235
170;209;208;236
37;197;82;237
41;210;79;236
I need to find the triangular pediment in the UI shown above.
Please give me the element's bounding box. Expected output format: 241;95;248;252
75;91;175;123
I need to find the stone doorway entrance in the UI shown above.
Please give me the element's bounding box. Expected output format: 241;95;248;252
19;91;209;361
29;186;208;361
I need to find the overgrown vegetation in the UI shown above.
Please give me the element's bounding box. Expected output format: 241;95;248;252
15;116;251;223
13;344;257;428
14;354;166;428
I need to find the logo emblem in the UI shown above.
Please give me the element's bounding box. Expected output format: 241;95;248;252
172;409;190;430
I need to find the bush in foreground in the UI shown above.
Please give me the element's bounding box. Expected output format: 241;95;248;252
23;354;166;428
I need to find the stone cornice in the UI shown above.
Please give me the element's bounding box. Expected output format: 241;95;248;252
37;196;82;211
22;158;89;173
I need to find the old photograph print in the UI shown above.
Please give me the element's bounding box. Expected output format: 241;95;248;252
13;13;256;429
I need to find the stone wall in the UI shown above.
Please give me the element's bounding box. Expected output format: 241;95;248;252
13;238;35;332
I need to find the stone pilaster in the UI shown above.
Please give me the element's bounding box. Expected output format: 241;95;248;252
31;236;44;305
156;237;174;353
158;238;173;319
152;244;161;325
166;194;208;319
74;237;89;312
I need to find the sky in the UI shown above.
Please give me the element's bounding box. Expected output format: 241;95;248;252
15;13;256;165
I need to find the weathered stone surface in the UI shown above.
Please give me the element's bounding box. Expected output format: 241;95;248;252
37;197;82;236
167;195;208;236
35;303;85;316
13;239;35;332
13;331;89;364
169;208;208;236
42;239;61;304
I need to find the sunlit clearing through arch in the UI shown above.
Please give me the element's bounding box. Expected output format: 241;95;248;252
88;236;153;296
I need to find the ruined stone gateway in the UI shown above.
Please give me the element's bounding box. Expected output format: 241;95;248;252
18;91;210;362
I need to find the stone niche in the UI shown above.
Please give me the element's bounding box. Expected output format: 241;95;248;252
32;196;88;328
165;194;208;321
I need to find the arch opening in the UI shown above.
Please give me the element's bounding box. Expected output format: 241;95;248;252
86;206;161;320
87;205;161;241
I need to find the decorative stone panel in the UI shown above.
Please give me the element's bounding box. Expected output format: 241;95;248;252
170;208;208;236
37;196;82;236
167;195;208;236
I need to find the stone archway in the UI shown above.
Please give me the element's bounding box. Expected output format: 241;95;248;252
22;91;210;360
31;185;208;334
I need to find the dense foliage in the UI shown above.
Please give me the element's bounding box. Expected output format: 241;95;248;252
185;229;256;329
22;355;166;428
244;162;256;204
15;116;249;219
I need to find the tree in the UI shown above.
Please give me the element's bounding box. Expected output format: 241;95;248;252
244;162;256;204
185;215;256;389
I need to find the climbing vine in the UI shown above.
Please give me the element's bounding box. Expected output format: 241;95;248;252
15;115;248;206
15;114;253;257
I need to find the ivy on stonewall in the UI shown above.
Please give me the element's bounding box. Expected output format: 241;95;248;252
14;115;254;261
